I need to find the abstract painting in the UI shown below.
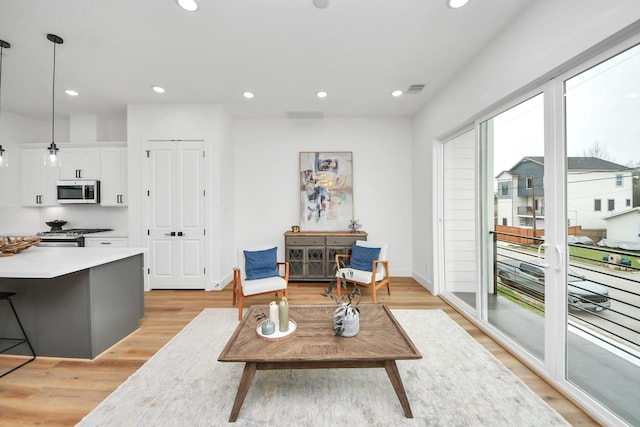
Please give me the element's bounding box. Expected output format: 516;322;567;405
299;151;353;231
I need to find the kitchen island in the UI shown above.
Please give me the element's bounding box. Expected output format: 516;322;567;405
0;246;145;359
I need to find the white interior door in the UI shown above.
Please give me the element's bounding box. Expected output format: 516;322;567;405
148;140;206;289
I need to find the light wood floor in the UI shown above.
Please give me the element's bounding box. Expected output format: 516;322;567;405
0;278;600;426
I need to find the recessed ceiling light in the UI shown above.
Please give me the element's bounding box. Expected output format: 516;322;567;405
313;0;330;9
243;91;254;99
316;91;328;98
177;0;198;12
391;90;403;97
152;86;165;94
448;0;469;8
65;89;79;96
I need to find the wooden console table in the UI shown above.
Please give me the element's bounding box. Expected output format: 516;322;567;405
284;231;367;281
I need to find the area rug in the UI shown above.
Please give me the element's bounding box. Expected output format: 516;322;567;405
77;308;569;427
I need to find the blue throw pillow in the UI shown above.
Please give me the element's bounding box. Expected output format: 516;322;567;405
349;244;381;272
244;247;278;280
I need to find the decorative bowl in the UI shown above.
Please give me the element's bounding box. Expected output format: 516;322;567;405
45;220;67;231
0;236;41;256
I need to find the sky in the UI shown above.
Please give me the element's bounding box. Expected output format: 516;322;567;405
492;42;640;174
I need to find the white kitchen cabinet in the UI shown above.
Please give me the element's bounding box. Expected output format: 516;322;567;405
20;148;60;206
84;237;128;247
59;147;100;180
99;147;128;206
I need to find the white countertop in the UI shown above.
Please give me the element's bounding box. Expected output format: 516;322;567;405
0;246;146;279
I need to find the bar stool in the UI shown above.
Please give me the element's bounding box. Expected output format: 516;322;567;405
0;292;36;378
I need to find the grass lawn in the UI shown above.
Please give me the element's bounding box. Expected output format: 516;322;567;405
497;283;545;316
568;245;640;270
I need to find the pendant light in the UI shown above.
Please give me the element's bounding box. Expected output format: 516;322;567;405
0;39;10;168
45;34;63;167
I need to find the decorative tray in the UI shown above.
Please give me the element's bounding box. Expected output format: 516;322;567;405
256;319;297;341
0;236;41;257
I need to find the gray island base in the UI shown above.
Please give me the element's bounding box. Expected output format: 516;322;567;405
0;247;145;359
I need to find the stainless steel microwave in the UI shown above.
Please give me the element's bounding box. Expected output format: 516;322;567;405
57;180;100;204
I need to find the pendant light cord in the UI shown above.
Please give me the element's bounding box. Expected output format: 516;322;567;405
0;40;9;161
0;40;10;134
45;34;62;158
0;45;4;123
51;41;56;144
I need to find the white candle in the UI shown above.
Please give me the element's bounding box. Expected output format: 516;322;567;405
269;301;279;329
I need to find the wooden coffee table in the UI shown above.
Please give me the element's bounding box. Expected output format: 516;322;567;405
218;304;422;422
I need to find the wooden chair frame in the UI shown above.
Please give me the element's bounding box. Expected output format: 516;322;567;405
232;262;289;320
335;253;390;304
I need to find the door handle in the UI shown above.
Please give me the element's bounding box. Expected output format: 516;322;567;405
164;232;176;236
537;243;550;268
178;232;185;236
555;245;563;271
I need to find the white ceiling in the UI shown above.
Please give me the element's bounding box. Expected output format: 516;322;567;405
0;0;533;122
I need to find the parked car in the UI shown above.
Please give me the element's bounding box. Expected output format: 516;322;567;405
496;258;610;312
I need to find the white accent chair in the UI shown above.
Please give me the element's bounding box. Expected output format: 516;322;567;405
335;240;390;304
233;245;289;320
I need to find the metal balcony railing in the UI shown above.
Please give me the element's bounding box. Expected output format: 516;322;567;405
516;206;545;216
491;230;640;357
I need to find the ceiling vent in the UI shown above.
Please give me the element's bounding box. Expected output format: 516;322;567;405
286;111;325;119
406;84;426;94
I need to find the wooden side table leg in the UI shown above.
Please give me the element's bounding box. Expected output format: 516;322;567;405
384;360;414;418
228;362;257;422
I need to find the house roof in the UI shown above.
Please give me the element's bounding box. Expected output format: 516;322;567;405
509;156;629;172
495;170;514;180
603;207;640;220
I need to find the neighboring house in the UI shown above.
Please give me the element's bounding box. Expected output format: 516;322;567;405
495;156;633;231
495;157;546;230
495;171;518;227
602;207;640;243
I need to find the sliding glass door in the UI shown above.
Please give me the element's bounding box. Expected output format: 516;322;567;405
437;31;640;426
564;41;640;426
481;93;546;360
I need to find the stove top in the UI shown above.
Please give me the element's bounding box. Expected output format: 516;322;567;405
37;228;113;238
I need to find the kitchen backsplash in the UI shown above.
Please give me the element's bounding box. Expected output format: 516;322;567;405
0;205;127;235
0;207;41;235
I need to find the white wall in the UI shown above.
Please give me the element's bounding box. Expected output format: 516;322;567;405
213;109;235;288
233;118;413;276
412;0;640;293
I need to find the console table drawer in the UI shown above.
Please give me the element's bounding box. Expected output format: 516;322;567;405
285;236;325;246
326;236;361;246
